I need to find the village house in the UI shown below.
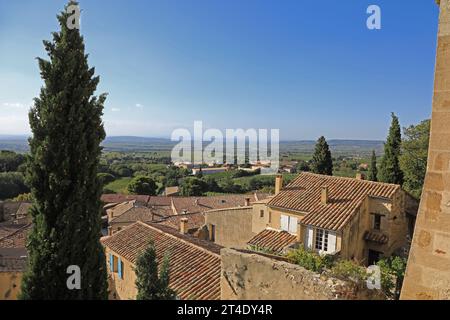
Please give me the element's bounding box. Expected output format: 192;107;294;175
205;172;418;265
101;221;222;300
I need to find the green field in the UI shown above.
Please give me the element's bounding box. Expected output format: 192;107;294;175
104;177;133;194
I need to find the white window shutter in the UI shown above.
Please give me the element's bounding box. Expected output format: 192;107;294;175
327;232;337;254
306;227;314;249
281;215;289;232
289;217;298;234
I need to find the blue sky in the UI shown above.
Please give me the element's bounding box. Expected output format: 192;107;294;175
0;0;439;140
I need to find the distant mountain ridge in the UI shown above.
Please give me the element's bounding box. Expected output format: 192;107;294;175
0;135;384;155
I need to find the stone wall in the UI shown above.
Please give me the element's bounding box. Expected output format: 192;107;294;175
205;207;254;249
401;0;450;300
220;248;384;300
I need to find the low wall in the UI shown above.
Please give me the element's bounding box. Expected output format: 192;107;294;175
220;248;385;300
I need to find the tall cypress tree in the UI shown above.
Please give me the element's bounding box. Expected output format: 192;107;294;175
311;136;333;176
378;113;403;185
368;150;378;182
20;1;107;299
135;243;176;300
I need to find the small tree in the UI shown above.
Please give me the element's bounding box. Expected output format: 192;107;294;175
377;256;407;300
379;113;403;184
127;176;157;195
311;136;333;176
368;150;378;182
135;242;176;300
179;177;207;196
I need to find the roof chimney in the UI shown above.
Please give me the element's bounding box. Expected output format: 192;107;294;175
245;198;251;206
321;186;329;205
356;173;365;180
180;218;189;235
275;174;283;195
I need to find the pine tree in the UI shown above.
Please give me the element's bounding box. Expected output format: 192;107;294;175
368;150;378;182
379;113;404;185
135;242;176;300
311;136;333;176
20;1;107;299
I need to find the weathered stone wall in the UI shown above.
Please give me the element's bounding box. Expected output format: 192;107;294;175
401;0;450;300
220;248;384;300
0;272;23;300
104;247;137;300
205;207;255;249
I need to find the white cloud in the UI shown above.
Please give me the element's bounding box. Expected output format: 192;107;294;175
2;102;27;109
135;103;144;109
111;108;121;112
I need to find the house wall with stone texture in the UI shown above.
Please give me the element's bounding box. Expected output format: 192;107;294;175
104;247;137;300
205;207;255;249
401;0;450;300
220;248;385;300
0;272;22;300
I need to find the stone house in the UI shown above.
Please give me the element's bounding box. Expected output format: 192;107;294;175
205;172;418;265
101;221;222;300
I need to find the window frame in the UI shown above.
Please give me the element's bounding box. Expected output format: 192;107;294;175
315;228;329;252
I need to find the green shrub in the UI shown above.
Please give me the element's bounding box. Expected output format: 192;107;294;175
286;247;334;273
330;260;368;283
376;256;407;300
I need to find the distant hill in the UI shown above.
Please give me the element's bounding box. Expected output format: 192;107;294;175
0;135;384;156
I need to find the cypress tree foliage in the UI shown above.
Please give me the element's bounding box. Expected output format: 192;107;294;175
368;150;378;182
20;1;107;300
135;242;176;300
378;113;404;185
311;136;333;176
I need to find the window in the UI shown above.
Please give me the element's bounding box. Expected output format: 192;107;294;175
280;215;298;234
118;257;124;279
260;210;264;218
315;229;329;252
373;214;382;230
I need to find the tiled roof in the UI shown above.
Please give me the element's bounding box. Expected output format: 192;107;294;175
155;212;205;232
364;231;389;245
0;248;27;272
172;194;268;215
268;172;400;231
148;196;172;207
101;194;150;204
247;229;298;254
110;206;156;224
0;223;31;248
101;222;222;300
107;201;136;219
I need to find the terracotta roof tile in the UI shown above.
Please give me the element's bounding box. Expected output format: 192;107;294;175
110;206;156;224
247;229;298;254
101;194;150;204
101;222;222;300
0;223;31;249
268;172;400;231
364;231;389;244
155;212;205;232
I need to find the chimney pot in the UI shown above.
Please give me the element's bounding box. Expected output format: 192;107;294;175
321;186;329;205
275;174;283;195
245;198;251;206
180;218;189;235
108;226;113;236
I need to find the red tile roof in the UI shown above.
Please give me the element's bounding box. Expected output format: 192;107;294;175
364;231;389;245
172;194;268;215
155;212;206;232
247;229;298;254
101;194;150;204
268;172;400;231
110;206;156;224
101;222;222;300
0;223;31;249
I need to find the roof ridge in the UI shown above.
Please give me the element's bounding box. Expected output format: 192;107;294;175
136;221;222;257
297;172;401;188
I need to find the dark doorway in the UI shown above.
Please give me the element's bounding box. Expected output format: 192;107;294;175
368;249;382;265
